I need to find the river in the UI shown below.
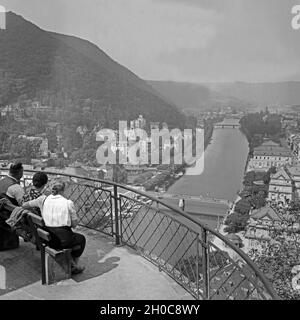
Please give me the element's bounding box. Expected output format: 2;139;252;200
118;120;249;267
166;120;249;228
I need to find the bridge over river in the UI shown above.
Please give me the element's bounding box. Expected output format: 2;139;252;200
214;118;241;129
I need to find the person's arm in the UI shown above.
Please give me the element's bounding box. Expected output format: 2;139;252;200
6;184;25;205
68;200;79;228
22;195;46;212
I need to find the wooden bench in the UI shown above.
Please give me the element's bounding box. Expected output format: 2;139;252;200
27;212;72;285
0;200;72;285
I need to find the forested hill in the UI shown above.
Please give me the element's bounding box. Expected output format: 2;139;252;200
49;32;160;97
0;12;185;128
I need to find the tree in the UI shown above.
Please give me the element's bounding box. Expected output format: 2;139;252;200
265;114;282;136
46;129;57;152
289;201;300;215
82;132;98;150
249;210;300;300
5;135;42;162
0;130;9;152
62;126;83;151
249;194;266;209
262;166;276;185
250;234;300;299
243;171;256;186
113;165;127;184
224;212;249;233
240;113;283;149
235;199;251;215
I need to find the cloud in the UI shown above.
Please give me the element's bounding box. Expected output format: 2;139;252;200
153;0;300;82
152;0;227;10
90;0;220;79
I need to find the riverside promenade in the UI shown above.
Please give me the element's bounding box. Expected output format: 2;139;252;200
0;227;192;300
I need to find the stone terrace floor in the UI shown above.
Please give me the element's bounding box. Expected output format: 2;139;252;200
0;227;193;300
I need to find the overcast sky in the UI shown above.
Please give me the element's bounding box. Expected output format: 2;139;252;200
1;0;300;83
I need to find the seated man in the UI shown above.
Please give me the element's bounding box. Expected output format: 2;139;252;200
0;163;24;250
0;163;24;206
23;181;86;274
7;172;50;242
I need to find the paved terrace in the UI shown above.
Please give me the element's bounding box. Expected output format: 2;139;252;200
0;227;193;300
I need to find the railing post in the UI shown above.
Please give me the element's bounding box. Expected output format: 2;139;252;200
196;236;200;300
113;185;120;246
202;228;210;299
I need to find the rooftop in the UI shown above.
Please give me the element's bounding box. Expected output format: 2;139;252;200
260;140;280;147
253;141;292;157
253;149;292;157
270;167;291;181
250;207;281;221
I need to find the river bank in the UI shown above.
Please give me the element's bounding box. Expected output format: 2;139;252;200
142;123;215;192
162;123;214;191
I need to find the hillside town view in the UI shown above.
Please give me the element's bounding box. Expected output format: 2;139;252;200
1;0;300;304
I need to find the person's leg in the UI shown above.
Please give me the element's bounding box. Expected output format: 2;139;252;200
46;227;86;273
69;232;86;274
71;233;86;258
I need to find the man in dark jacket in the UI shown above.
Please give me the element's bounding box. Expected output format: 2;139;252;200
0;163;24;250
0;163;24;206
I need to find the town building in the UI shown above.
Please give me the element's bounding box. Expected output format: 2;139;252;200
268;167;293;206
162;122;168;129
130;115;146;130
244;206;282;251
196;118;205;129
247;140;293;172
286;165;300;202
76;126;88;136
124;164;147;175
150;122;160;130
0;105;13;117
288;133;300;162
18;135;49;157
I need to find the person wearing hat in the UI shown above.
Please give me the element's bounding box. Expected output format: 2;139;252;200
23;180;86;274
0;162;24;206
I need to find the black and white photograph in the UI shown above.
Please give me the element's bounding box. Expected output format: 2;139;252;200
0;0;300;306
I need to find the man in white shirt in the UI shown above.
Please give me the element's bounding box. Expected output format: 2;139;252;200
23;181;86;274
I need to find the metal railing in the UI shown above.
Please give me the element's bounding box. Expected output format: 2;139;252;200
0;168;280;300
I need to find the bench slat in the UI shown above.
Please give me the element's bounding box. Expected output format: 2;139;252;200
27;212;45;227
37;228;51;242
45;246;72;257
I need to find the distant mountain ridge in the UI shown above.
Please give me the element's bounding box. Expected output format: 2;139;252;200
0;12;184;128
148;80;300;111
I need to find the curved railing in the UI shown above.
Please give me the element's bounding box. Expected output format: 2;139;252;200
0;168;280;300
